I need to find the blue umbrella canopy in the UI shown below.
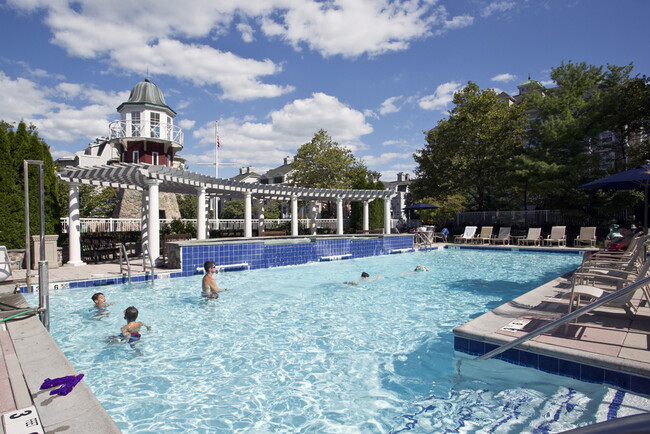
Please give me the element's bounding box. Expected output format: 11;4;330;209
579;162;650;233
403;202;439;210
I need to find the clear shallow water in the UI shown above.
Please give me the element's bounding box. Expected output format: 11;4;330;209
27;249;613;433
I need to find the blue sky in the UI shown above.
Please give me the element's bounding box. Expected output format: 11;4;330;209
0;0;648;181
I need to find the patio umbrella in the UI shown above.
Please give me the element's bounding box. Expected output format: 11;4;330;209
403;203;439;227
579;162;650;234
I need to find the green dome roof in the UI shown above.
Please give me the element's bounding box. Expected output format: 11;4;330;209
117;78;176;116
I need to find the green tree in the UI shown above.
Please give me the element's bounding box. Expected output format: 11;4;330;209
350;176;385;230
177;194;198;219
0;121;62;248
78;185;118;218
221;200;244;219
412;82;527;211
289;129;369;189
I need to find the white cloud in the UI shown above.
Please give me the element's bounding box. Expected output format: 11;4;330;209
260;0;446;58
237;22;255;43
177;119;196;131
379;96;403;115
187;92;373;169
481;1;517;18
0;70;126;143
418;81;464;111
491;73;517;82
444;14;474;30
9;0;460;67
540;79;555;87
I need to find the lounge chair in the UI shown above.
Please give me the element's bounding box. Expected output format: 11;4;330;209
490;227;511;245
0;246;15;282
566;250;650;316
454;226;477;244
583;233;644;264
543;226;566;247
517;228;542;246
474;226;494;244
573;226;597;247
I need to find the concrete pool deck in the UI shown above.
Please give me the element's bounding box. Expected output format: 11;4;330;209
1;244;649;431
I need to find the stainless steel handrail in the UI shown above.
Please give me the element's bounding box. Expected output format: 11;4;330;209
118;243;131;284
477;275;650;360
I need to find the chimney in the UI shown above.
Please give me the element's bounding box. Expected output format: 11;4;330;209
284;156;294;165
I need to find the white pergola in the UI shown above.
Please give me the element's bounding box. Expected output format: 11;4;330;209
58;163;396;265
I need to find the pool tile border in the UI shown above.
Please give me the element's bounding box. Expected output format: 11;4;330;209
454;336;650;395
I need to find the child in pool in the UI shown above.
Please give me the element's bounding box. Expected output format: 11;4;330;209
118;306;151;346
91;292;113;316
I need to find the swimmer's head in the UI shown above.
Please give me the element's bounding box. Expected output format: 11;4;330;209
414;265;429;272
361;272;370;278
124;306;138;322
204;261;215;272
91;292;104;304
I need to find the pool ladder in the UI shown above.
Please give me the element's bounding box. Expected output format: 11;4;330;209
118;243;132;284
118;242;155;285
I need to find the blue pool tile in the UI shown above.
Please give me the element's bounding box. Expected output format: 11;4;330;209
519;350;538;368
538;355;559;374
468;339;484;355
498;348;520;364
454;336;469;352
630;375;650;395
558;359;581;380
604;370;630;390
581;364;605;383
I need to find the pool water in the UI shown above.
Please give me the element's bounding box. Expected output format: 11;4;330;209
27;249;627;432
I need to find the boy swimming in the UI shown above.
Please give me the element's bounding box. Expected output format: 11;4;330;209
91;292;113;316
107;306;151;348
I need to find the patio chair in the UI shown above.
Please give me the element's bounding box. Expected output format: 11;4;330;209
543;226;566;247
566;250;650;316
517;228;542;246
474;226;494;244
583;233;644;264
490;227;511;245
573;226;597;248
0;246;16;282
454;226;477;244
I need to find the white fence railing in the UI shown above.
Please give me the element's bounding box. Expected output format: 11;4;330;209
109;120;184;145
60;218;355;233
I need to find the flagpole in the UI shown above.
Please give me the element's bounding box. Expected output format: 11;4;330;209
214;120;220;230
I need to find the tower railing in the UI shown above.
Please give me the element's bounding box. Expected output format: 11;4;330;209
108;120;184;145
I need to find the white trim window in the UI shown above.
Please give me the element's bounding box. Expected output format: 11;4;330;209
152;152;159;166
150;112;160;138
131;111;141;136
132;150;139;163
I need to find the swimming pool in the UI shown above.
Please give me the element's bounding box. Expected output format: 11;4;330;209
26;249;641;432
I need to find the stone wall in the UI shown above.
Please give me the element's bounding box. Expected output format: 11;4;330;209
113;189;181;219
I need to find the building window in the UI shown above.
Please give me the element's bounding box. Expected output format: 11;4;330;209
133;151;139;163
152;152;159;165
150;112;160;138
131;112;141;136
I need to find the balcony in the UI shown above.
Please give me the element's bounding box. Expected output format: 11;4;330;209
109;120;183;147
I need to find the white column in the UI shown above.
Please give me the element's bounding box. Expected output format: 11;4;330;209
398;192;406;221
67;183;84;265
196;186;207;240
309;201;318;235
258;200;265;234
140;189;148;253
363;200;370;233
336;197;344;235
244;192;252;238
291;195;299;236
146;179;161;261
384;198;391;235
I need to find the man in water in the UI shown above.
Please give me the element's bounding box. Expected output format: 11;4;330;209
202;261;223;298
344;271;382;285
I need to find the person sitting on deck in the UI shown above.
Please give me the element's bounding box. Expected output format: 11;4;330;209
606;223;636;251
